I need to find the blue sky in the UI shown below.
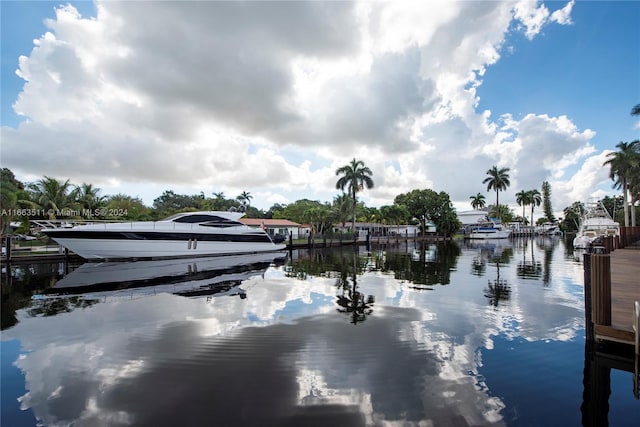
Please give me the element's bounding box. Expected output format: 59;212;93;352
1;1;639;218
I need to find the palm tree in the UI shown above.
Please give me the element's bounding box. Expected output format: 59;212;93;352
528;189;542;227
482;166;511;218
631;104;640;116
469;193;486;210
333;193;352;228
29;176;79;218
76;183;105;212
603;141;640;226
335;158;374;233
515;190;529;224
236;191;253;207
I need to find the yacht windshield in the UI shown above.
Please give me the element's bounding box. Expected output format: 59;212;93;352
164;214;230;224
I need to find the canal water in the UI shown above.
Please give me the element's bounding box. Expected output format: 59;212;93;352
1;238;638;426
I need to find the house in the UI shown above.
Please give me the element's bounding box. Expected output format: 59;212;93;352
334;222;427;237
240;218;305;239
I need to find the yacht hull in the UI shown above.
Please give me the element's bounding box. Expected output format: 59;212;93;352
48;235;286;260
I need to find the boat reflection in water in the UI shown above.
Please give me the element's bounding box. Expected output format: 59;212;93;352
38;252;288;300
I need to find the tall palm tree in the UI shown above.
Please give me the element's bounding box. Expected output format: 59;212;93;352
469;193;486;210
631;104;640;116
482;166;511;218
528;189;542;226
603;140;640;226
515;190;529;223
335;158;374;232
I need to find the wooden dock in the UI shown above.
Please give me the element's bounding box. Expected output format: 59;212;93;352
592;248;640;345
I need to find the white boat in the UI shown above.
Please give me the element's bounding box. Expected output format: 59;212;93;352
38;211;287;260
536;222;562;236
572;201;620;249
465;218;511;239
39;252;286;299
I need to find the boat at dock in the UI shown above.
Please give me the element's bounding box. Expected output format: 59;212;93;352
464;217;511;240
572;201;620;249
536;222;562;236
38;211;287;260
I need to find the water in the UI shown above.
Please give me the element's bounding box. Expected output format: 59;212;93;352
1;238;638;426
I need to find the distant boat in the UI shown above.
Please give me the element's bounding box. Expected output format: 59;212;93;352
536;222;562;236
465;217;511;240
572;201;620;249
38;211;287;260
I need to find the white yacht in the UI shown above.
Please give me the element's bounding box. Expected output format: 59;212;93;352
536;222;562;236
465;217;511;240
39;211;287;260
572;201;620;249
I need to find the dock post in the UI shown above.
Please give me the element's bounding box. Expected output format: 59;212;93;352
590;253;611;328
4;235;10;262
584;253;593;341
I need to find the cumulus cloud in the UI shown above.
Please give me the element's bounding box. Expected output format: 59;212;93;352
2;0;605;212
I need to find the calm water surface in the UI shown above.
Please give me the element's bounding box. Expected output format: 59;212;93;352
1;238;638;426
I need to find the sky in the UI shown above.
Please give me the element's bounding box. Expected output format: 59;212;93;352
1;0;639;220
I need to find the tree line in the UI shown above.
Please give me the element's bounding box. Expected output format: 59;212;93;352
0;160;461;237
2;116;638;238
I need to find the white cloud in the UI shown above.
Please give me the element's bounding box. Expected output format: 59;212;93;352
3;0;612;212
550;0;575;26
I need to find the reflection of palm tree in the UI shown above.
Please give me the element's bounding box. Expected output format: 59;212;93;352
335;249;374;324
484;262;511;307
471;256;486;276
517;238;542;279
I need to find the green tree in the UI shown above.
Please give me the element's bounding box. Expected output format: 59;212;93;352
631;104;640;116
469;193;486;210
603;140;640;226
482;166;510;220
561;202;586;232
152;190;201;216
332;193;353;227
273;199;326;225
303;204;333;241
1;169;36;233
335;158;374;233
264;203;286;219
380;204;409;235
105;194;150;220
237;191;253;207
394;189;460;235
28;176;79;218
76;183;105;212
541;181;555;221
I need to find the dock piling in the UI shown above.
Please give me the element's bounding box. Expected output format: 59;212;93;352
590;254;611;327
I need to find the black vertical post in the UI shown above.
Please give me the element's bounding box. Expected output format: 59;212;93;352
4;235;11;262
583;253;593;341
